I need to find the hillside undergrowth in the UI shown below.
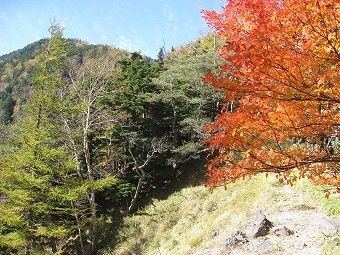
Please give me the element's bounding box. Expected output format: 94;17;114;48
99;175;287;254
100;171;340;255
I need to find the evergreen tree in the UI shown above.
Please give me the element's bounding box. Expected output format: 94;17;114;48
0;21;80;254
146;38;225;170
111;52;169;213
0;21;120;255
0;87;16;124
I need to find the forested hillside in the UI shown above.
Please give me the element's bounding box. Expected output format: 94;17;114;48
0;0;339;254
0;22;225;255
0;37;126;123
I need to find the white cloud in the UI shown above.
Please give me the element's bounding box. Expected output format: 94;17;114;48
166;11;174;22
118;35;143;52
0;12;8;21
162;3;179;33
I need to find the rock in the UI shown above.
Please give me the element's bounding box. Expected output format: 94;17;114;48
315;217;340;236
274;226;294;236
208;202;218;212
253;211;274;237
255;238;276;253
211;229;219;238
330;235;340;245
226;231;249;246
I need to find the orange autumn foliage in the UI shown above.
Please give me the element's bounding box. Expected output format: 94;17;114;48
202;0;340;192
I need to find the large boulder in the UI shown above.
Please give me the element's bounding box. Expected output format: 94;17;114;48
315;217;340;236
253;211;274;237
273;226;294;236
226;231;249;246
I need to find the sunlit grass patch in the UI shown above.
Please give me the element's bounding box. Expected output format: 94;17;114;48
101;174;282;255
294;178;340;218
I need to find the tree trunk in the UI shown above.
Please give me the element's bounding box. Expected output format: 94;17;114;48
83;105;97;255
171;100;178;147
71;202;85;255
90;190;97;255
50;237;57;253
128;174;144;214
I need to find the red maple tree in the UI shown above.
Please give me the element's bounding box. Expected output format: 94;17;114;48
202;0;339;193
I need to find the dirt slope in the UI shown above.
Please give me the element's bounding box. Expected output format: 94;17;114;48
102;175;340;255
195;185;332;255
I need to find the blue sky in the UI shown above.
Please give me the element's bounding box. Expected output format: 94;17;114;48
0;0;224;59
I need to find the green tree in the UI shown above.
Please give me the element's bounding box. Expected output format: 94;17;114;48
146;37;225;170
0;22;80;254
65;52;127;253
0;21;121;255
111;52;169;213
0;87;16;124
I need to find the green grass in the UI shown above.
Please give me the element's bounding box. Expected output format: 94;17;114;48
100;174;340;255
322;234;340;255
294;178;340;218
100;174;283;255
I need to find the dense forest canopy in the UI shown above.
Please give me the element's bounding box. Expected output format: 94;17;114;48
0;22;224;254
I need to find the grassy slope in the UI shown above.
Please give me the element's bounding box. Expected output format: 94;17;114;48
101;171;340;255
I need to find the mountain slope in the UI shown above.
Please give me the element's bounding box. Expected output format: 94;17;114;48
101;173;340;255
0;39;128;123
